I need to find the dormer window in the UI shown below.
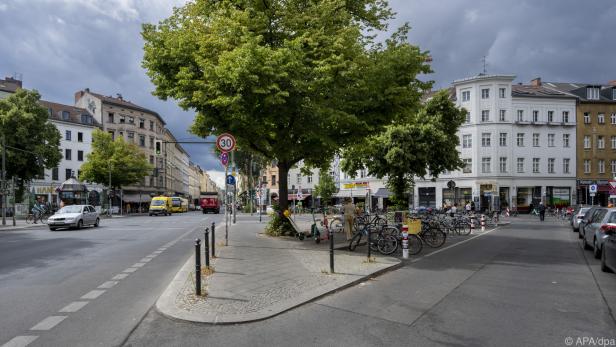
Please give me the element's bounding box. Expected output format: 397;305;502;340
587;86;600;100
81;114;92;124
613;88;616;100
62;111;70;120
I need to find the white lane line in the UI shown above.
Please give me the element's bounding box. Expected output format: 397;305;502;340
1;335;39;347
81;290;105;299
410;227;500;263
30;316;67;331
157;248;166;251
132;262;146;268
123;267;138;273
152;251;163;255
112;273;129;280
139;257;152;262
59;301;88;313
98;281;118;289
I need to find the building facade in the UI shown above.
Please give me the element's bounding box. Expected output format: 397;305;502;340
0;76;21;99
162;129;190;197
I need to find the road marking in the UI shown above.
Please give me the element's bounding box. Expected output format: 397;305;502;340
30;316;67;330
157;247;167;251
132;262;146;268
123;267;138;273
81;290;105;299
139;257;152;262
1;336;39;347
112;273;129;280
59;301;88;313
98;281;118;289
411;227;500;263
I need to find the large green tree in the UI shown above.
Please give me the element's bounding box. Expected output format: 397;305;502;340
141;0;432;213
0;89;61;200
314;170;337;207
342;90;467;206
79;129;153;189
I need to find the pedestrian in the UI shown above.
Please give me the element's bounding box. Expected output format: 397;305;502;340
343;198;355;241
465;201;471;214
470;201;475;212
539;202;546;221
450;203;457;217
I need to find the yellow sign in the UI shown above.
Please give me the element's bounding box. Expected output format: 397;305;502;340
342;182;369;189
35;186;57;194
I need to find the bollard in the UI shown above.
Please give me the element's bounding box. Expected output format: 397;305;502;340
211;222;216;258
402;225;409;259
328;218;334;273
481;214;486;232
195;239;202;296
204;227;210;268
470;215;475;234
367;226;371;260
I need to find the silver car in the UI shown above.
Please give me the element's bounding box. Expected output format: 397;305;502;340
582;207;616;259
572;207;591;232
47;205;100;231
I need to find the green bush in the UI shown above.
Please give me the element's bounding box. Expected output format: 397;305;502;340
264;203;294;236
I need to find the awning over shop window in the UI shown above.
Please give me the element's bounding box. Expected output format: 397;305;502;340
373;188;392;198
120;194;153;203
334;188;368;198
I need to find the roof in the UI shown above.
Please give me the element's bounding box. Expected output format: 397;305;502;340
511;85;576;99
543;81;616;102
452;73;516;85
80;90;166;125
0;77;22;93
422;87;456;102
40;100;102;128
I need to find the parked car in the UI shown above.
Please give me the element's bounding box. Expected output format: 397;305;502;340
47;205;100;231
582;207;616;259
572;207;591;233
601;222;616;273
579;206;601;240
149;196;173;216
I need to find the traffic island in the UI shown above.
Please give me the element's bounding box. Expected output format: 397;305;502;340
156;219;401;324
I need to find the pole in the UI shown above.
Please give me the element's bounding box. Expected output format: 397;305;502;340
249;156;253;216
259;181;262;223
232;150;236;225
11;176;16;226
329;219;334;273
211;222;216;257
224;163;228;246
108;162;112;217
195;239;202;296
204;227;210;268
2;135;6;226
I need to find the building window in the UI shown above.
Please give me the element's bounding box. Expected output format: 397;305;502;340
149;136;154;149
81;114;91;124
108;130;115;140
481;110;490;122
499;88;506;98
149;120;154;131
481;88;489;99
108;113;114;123
462;158;472;173
599;160;605;174
548;158;555;173
65;149;72;160
517;158;524;173
77;150;83;161
296;173;302;184
120;115;126;123
62;111;70;120
584;112;591;124
127;131;134;143
532;110;539;122
499;133;507;146
65;168;72;180
517;110;524;122
139;118;145;128
532;158;540;173
584;160;591;174
596;113;605;125
548;111;554;123
52;167;59;181
548;134;555;147
462;90;470;102
139;135;146;147
584;135;591;149
128;116;135;124
598;135;605;149
462;134;472;148
481;133;491;147
77;132;83;142
563;134;570;147
611;113;616;124
562;111;569;123
65;130;71;141
587;86;600;100
532;133;540;147
149;155;154;165
612;160;616;173
499;110;506;122
465;112;471;123
271;175;276;185
307;175;313;183
517;133;525;147
481;157;491;173
499;157;507;173
612;136;616;149
563;158;570;174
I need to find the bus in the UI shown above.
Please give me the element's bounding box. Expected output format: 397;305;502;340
170;197;189;213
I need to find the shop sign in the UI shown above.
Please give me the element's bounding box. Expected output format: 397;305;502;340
342;182;369;189
35;186;57;194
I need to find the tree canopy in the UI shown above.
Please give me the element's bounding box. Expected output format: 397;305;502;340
141;0;432;212
314;170;337;207
0;89;61;198
79;129;153;189
342;90;467;205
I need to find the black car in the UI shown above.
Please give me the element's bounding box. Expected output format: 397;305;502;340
601;223;616;273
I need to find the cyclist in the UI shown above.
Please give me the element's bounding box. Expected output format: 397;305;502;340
31;198;45;224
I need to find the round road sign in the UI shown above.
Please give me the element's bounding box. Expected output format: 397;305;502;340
220;152;229;167
216;133;236;152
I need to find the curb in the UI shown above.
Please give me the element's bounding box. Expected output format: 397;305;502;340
155;232;402;325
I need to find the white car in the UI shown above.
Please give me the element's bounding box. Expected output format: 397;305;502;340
48;205;100;231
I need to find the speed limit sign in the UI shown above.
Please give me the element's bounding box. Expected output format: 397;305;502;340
216;133;236;152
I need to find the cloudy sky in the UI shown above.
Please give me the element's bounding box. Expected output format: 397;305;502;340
1;0;614;187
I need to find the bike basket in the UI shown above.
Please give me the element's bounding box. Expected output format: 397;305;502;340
406;219;421;234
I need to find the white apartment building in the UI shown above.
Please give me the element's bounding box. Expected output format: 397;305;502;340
413;74;577;211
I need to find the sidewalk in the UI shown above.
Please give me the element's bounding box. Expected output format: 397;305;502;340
0;218;43;231
156;215;401;324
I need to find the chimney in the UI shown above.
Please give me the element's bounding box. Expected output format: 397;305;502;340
116;93;123;100
74;90;85;103
530;77;541;86
608;80;616;86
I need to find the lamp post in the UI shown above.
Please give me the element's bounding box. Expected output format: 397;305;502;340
108;162;112;216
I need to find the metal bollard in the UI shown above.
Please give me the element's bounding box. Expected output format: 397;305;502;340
481;215;486;232
329;220;334;273
204;227;210;268
367;226;371;260
195;239;202;296
402;225;409;259
211;222;216;258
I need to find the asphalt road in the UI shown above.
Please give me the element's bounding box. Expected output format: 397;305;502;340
0;211;224;347
123;217;616;347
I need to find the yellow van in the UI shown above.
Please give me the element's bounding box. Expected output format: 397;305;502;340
171;197;189;213
149;196;173;216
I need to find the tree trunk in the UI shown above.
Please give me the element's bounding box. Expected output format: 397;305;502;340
277;161;289;214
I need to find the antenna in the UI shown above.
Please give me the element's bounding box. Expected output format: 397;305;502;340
481;56;488;74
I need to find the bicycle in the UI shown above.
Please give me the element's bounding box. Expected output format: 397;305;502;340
376;226;423;256
26;212;48;224
417;218;447;248
348;223;380;252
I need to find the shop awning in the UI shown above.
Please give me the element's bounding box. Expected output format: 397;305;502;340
120;194;152;203
334;188;369;198
288;194;311;201
373;188;392;198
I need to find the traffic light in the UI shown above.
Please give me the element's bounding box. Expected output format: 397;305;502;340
155;140;162;155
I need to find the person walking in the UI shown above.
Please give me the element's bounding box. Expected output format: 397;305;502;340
539;202;546;221
343;198;355;241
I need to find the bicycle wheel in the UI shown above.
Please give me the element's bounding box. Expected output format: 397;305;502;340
26;214;33;224
39;214;48;224
329;218;343;233
377;234;398;255
457;222;472;236
367;226;380;252
421;227;447;248
408;234;423;255
348;231;363;251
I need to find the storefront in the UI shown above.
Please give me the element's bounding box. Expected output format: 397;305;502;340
58;177;88;206
442;187;472;208
418;187;436;208
577;180;610;206
515;186;542;212
546;187;571;208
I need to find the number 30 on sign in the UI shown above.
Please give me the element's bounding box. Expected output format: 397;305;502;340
216;133;236;152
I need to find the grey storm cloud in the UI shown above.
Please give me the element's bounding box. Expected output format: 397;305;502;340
1;0;614;172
